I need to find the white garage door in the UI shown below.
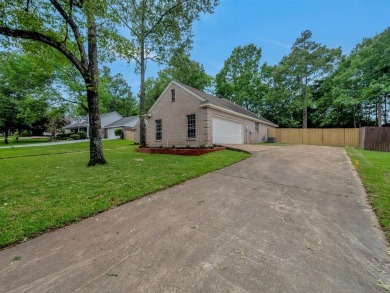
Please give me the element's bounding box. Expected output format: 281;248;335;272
107;128;120;139
212;117;243;144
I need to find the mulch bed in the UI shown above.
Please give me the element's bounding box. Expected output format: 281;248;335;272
136;147;226;156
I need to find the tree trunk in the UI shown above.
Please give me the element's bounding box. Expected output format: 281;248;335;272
139;40;147;147
301;77;308;128
384;94;388;125
4;126;9;144
86;87;105;166
377;97;382;127
86;2;106;166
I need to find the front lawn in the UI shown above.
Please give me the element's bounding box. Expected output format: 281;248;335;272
0;140;250;248
346;147;390;241
0;137;50;147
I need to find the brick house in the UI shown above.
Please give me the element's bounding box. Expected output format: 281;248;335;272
137;81;278;147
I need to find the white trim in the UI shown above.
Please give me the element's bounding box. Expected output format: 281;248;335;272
147;81;206;114
201;103;278;127
212;113;242;124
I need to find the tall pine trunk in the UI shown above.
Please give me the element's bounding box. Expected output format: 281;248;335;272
302;88;308;128
299;76;308;128
384;94;388;125
377;97;382;127
139;39;146;147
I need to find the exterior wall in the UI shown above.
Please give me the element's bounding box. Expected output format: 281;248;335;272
146;84;208;147
124;130;135;141
134;125;140;144
206;108;273;144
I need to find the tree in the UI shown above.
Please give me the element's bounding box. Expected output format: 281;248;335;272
318;28;390;127
215;44;265;112
46;107;69;137
0;52;53;143
99;67;138;116
58;65;138;117
110;0;219;147
259;31;341;128
114;128;124;139
145;50;212;111
0;1;116;165
351;28;390;126
260;63;302;127
276;30;341;128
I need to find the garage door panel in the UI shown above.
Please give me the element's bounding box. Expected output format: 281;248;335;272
107;128;119;139
212;117;242;144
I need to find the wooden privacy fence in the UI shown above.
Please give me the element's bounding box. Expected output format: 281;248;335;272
267;128;360;147
360;127;390;151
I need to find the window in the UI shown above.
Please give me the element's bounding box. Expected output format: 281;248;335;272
187;114;196;139
171;89;176;102
255;122;259;133
155;119;162;141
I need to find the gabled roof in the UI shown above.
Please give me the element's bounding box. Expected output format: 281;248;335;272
159;81;278;127
105;116;139;128
101;111;122;118
67;116;88;124
63;112;125;129
63;121;88;129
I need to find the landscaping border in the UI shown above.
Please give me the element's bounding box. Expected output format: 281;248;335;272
137;147;226;156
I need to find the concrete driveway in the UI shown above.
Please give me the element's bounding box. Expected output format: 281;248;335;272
0;145;389;292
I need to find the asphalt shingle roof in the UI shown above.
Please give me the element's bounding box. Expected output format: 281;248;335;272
105;116;139;128
63;121;88;129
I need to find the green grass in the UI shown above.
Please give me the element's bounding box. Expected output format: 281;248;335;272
0;137;50;147
346;147;390;241
0;140;250;248
0;140;91;159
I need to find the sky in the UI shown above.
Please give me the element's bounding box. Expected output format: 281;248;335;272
111;0;390;92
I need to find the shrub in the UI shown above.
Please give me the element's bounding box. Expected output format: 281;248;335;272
114;128;124;139
78;131;87;139
21;130;32;137
70;134;80;140
56;133;68;139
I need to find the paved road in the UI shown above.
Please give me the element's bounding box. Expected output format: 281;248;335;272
0;145;389;292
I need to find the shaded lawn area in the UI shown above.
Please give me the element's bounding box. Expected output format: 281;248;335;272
0;140;250;248
346;147;390;242
0;137;50;147
0;140;91;159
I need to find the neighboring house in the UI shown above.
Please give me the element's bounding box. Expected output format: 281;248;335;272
104;116;139;139
63;112;138;139
63;115;90;134
136;81;278;146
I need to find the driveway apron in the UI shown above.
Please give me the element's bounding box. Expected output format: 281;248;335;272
0;145;389;292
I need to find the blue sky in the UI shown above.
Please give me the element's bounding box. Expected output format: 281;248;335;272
112;0;390;92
